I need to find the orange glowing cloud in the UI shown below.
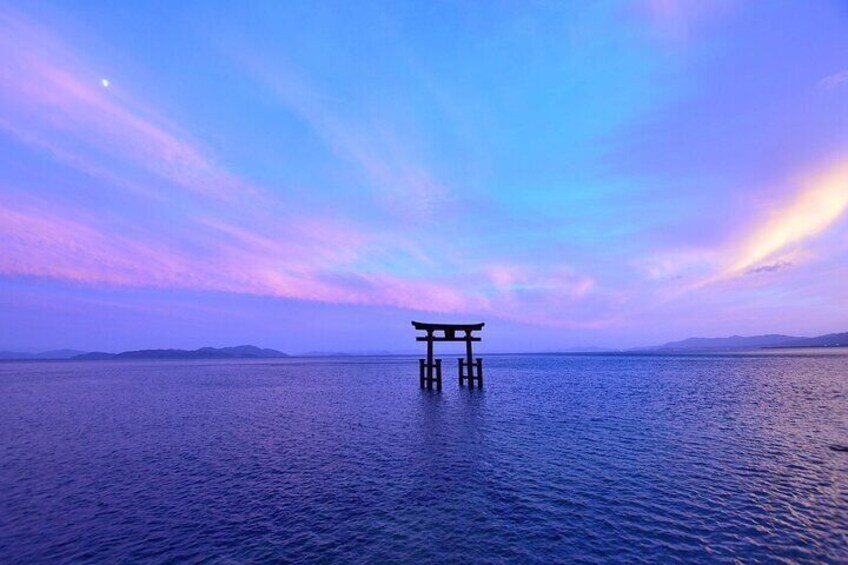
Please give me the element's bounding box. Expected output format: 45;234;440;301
726;161;848;276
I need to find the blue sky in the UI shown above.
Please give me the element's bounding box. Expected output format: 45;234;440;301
1;1;847;353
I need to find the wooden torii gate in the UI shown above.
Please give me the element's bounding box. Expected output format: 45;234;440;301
412;321;484;389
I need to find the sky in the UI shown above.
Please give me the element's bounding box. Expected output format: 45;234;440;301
1;1;847;354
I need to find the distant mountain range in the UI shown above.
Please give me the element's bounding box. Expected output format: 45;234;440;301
77;345;289;360
2;332;847;361
641;332;848;352
0;349;87;360
0;345;288;361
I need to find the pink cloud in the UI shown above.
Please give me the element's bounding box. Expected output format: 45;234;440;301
0;190;612;324
724;159;848;277
0;194;490;315
0;7;607;328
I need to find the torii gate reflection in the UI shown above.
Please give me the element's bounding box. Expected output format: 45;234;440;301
412;321;484;389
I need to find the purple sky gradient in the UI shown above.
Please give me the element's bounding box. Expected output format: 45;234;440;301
1;1;847;353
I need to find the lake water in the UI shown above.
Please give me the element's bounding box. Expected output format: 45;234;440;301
1;353;846;563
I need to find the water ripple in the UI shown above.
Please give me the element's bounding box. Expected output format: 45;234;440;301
0;354;846;563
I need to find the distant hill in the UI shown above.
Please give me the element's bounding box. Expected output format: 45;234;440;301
0;346;288;361
645;331;848;352
778;332;848;348
74;352;117;360
0;349;86;360
72;345;288;360
647;334;799;352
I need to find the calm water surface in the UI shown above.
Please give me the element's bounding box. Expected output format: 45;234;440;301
1;354;846;563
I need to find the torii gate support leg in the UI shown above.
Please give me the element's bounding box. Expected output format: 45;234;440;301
465;333;475;387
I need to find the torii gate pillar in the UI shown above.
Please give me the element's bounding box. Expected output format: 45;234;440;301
412;321;484;389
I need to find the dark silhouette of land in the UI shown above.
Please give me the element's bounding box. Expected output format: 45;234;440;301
1;331;846;361
0;345;294;361
73;345;289;360
0;349;87;360
640;331;848;353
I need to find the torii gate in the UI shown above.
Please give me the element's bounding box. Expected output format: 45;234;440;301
412;321;484;389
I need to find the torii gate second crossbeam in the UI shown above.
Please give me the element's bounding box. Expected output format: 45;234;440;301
412;321;484;389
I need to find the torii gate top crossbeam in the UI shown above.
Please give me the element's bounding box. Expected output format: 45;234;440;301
411;321;484;332
411;321;484;342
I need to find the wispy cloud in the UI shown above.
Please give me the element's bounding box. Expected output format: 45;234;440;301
639;0;733;46
818;70;848;90
746;260;792;275
634;248;717;282
0;193;481;313
237;55;449;221
0;8;259;202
